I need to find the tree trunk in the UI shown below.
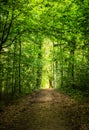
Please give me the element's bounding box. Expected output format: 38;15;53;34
60;44;63;87
69;41;75;88
18;37;21;93
0;53;2;100
36;44;42;88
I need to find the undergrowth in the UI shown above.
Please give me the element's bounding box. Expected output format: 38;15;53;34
57;86;89;103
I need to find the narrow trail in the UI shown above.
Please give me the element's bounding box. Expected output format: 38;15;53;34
0;89;89;130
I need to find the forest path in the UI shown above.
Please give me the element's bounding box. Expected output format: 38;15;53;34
0;89;89;130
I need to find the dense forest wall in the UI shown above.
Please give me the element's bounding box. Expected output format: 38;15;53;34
0;0;89;102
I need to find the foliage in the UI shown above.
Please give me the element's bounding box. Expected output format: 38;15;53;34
0;0;89;102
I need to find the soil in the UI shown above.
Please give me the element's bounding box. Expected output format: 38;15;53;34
0;88;89;130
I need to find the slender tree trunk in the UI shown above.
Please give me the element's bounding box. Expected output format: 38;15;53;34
5;51;10;98
12;42;16;95
71;49;75;84
55;61;58;87
36;44;42;88
18;37;21;93
69;41;75;87
52;42;55;88
60;44;63;87
12;57;14;96
0;53;2;100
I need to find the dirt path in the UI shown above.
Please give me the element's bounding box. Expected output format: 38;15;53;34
0;89;89;130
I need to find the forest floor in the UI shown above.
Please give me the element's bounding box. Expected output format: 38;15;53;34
0;88;89;130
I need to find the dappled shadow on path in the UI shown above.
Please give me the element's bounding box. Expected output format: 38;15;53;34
0;89;89;130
